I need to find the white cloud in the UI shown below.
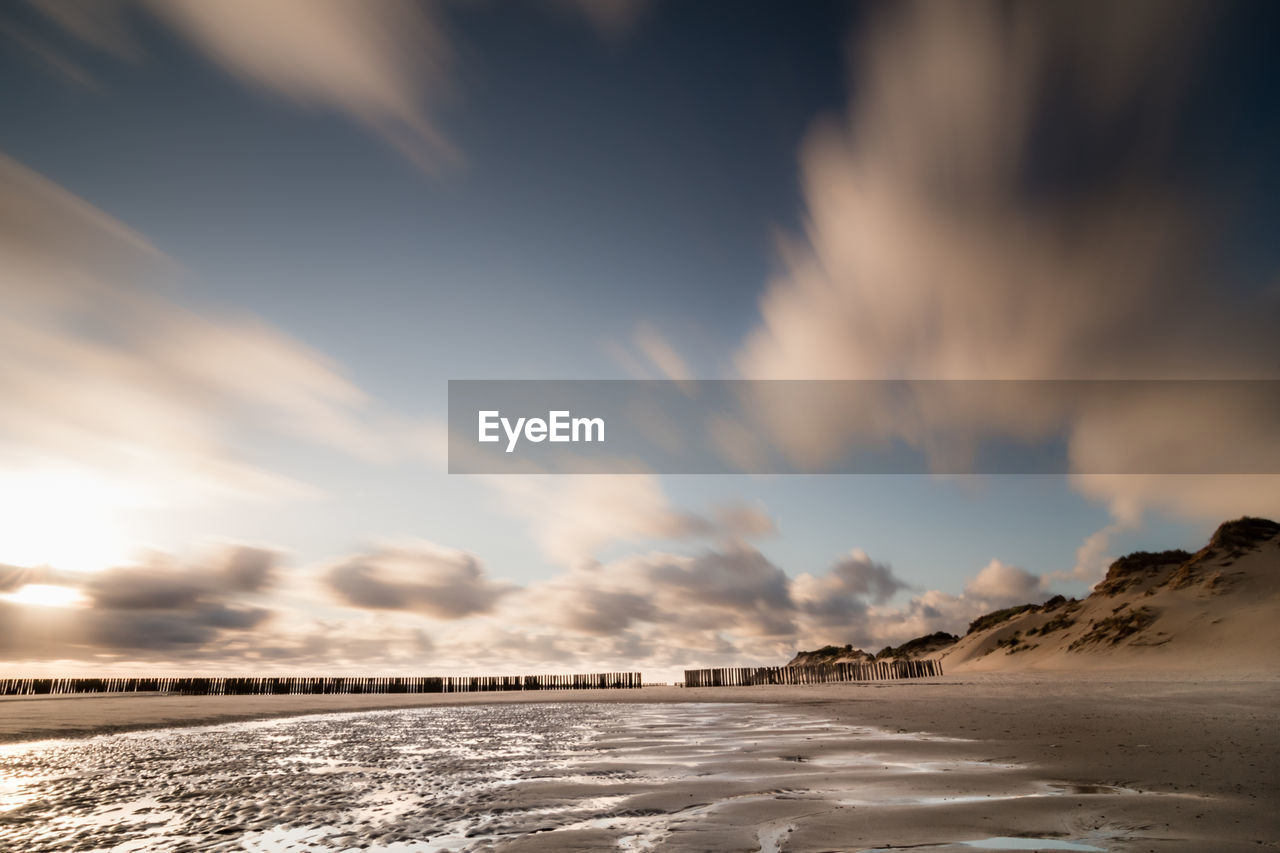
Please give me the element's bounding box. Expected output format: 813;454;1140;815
963;559;1045;608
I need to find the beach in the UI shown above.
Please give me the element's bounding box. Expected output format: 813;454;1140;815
1;672;1275;851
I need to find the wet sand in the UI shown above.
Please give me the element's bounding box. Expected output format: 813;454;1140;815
1;673;1276;851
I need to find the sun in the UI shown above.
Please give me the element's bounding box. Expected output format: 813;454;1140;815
0;584;86;608
0;467;138;574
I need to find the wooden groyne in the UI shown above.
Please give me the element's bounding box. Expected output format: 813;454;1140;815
0;672;643;696
683;659;942;687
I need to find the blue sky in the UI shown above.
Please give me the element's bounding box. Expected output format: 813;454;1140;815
0;0;1277;675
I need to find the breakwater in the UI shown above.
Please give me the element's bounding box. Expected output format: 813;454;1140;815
0;672;643;695
683;659;941;687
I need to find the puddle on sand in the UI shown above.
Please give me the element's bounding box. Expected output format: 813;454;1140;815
864;838;1106;852
962;839;1105;851
804;751;1020;772
836;780;1143;808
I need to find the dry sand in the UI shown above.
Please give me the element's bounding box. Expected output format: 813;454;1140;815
2;672;1276;851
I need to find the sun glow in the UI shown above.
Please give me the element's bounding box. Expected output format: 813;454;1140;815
0;584;86;608
0;468;140;574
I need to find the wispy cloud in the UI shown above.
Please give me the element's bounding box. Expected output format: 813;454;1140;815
732;0;1280;520
30;0;655;172
488;474;775;565
551;0;651;39
0;16;99;88
605;321;695;382
0;154;424;521
32;0;459;171
27;0;139;59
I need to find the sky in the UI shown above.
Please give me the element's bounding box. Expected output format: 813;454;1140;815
1;0;1278;680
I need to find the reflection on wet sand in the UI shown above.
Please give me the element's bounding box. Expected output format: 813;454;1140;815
0;702;1158;851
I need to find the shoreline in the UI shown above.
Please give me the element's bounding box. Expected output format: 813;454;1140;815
1;672;1277;750
2;673;1277;849
0;682;853;745
1;674;1276;766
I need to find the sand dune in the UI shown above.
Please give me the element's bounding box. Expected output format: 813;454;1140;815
942;518;1280;673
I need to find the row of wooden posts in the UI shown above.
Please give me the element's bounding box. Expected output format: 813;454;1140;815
0;661;943;695
683;658;942;687
0;673;643;696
